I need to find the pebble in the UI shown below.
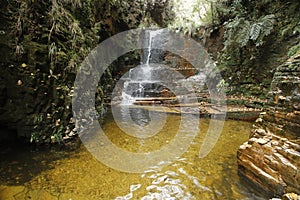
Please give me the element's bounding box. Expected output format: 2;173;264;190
256;128;266;135
17;80;22;86
257;138;269;145
255;118;263;123
271;141;279;146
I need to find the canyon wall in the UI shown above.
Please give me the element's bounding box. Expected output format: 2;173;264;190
237;52;300;197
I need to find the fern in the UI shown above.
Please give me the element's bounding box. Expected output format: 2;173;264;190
250;23;261;41
224;14;275;50
224;17;251;48
238;20;251;47
252;14;275;46
260;14;275;34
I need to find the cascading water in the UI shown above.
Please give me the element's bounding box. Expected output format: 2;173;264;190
120;29;165;105
116;28;208;106
112;29;168;131
145;29;162;65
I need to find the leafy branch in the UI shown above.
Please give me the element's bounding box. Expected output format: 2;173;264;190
223;14;275;50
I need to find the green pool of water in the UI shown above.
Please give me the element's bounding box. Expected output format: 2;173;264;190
0;109;267;199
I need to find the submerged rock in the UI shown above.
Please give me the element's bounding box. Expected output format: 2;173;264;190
237;53;300;197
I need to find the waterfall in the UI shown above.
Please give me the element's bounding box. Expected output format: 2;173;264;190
120;29;165;105
144;29;165;65
145;32;152;65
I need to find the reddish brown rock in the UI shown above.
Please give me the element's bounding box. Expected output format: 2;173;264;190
237;54;300;197
282;193;300;200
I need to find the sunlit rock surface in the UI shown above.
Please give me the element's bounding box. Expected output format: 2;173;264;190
237;53;300;197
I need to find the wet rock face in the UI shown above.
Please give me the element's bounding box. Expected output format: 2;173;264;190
237;53;300;197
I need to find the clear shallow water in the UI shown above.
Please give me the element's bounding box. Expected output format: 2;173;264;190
0;108;267;200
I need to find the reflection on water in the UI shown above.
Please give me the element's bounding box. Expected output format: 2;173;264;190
0;108;267;200
129;108;151;127
112;106;167;139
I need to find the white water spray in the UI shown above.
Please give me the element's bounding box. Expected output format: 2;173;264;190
120;29;164;105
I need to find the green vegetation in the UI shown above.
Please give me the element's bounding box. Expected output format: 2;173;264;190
213;0;300;96
0;0;299;144
0;0;174;143
164;0;300;97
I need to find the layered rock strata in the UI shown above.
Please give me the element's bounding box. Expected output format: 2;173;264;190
237;53;300;197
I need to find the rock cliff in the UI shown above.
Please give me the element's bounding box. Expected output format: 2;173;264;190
237;52;300;197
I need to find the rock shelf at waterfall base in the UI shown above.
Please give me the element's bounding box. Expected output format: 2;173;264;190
109;95;264;121
112;28;263;121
